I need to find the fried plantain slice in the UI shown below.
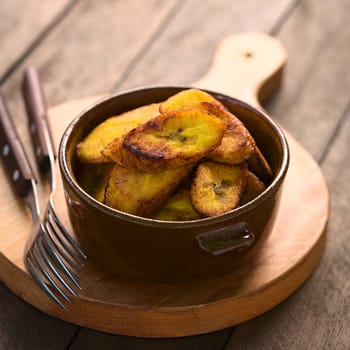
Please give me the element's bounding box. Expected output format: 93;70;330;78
194;102;256;165
108;108;228;172
248;146;273;185
196;101;272;179
207;127;255;165
78;163;113;202
101;136;123;163
153;187;201;221
190;161;246;217
104;164;192;217
240;170;266;205
159;88;224;113
76;103;160;163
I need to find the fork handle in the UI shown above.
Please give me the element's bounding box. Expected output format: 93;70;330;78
22;67;55;174
0;93;36;197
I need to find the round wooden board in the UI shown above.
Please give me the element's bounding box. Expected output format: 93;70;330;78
0;96;329;337
0;34;330;337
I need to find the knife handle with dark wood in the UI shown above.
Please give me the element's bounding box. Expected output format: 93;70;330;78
22;67;55;174
0;93;36;197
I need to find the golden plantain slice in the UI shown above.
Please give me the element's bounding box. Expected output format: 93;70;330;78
76;103;160;163
190;161;246;217
159;88;224;113
240;170;266;205
208;127;255;165
248;146;273;185
195;102;256;165
104;164;192;217
78;163;113;202
101;136;123;163
153;187;201;221
195;102;272;179
109;108;228;172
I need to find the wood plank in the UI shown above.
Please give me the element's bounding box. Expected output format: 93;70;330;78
1;0;179;122
225;0;350;348
68;328;232;350
0;2;80;349
114;0;294;91
0;283;77;349
0;0;73;80
263;0;350;160
225;105;350;350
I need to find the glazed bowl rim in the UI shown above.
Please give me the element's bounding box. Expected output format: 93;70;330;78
58;86;289;229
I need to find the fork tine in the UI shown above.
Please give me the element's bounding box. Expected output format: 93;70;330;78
25;254;68;310
45;216;82;270
41;230;81;289
37;236;77;297
49;200;87;259
29;245;71;302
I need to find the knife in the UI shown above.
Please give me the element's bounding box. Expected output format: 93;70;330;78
22;67;55;175
0;92;37;198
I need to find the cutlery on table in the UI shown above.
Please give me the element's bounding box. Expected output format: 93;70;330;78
22;67;86;267
0;70;85;309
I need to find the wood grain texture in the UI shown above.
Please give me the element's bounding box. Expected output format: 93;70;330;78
0;2;81;349
0;0;73;80
225;0;350;348
225;107;350;350
263;0;350;160
0;283;77;349
1;0;179;113
69;328;232;350
114;0;293;92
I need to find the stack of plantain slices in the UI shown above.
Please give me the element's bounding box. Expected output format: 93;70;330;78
76;89;272;220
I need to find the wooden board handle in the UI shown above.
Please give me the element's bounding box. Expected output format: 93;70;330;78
194;32;287;108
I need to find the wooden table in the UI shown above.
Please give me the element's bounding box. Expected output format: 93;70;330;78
0;0;349;348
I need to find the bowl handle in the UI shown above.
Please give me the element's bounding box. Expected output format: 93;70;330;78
196;222;254;256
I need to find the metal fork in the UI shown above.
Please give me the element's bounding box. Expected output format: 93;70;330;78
0;87;84;309
22;67;86;258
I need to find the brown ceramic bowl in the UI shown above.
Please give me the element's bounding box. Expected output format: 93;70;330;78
59;87;289;282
